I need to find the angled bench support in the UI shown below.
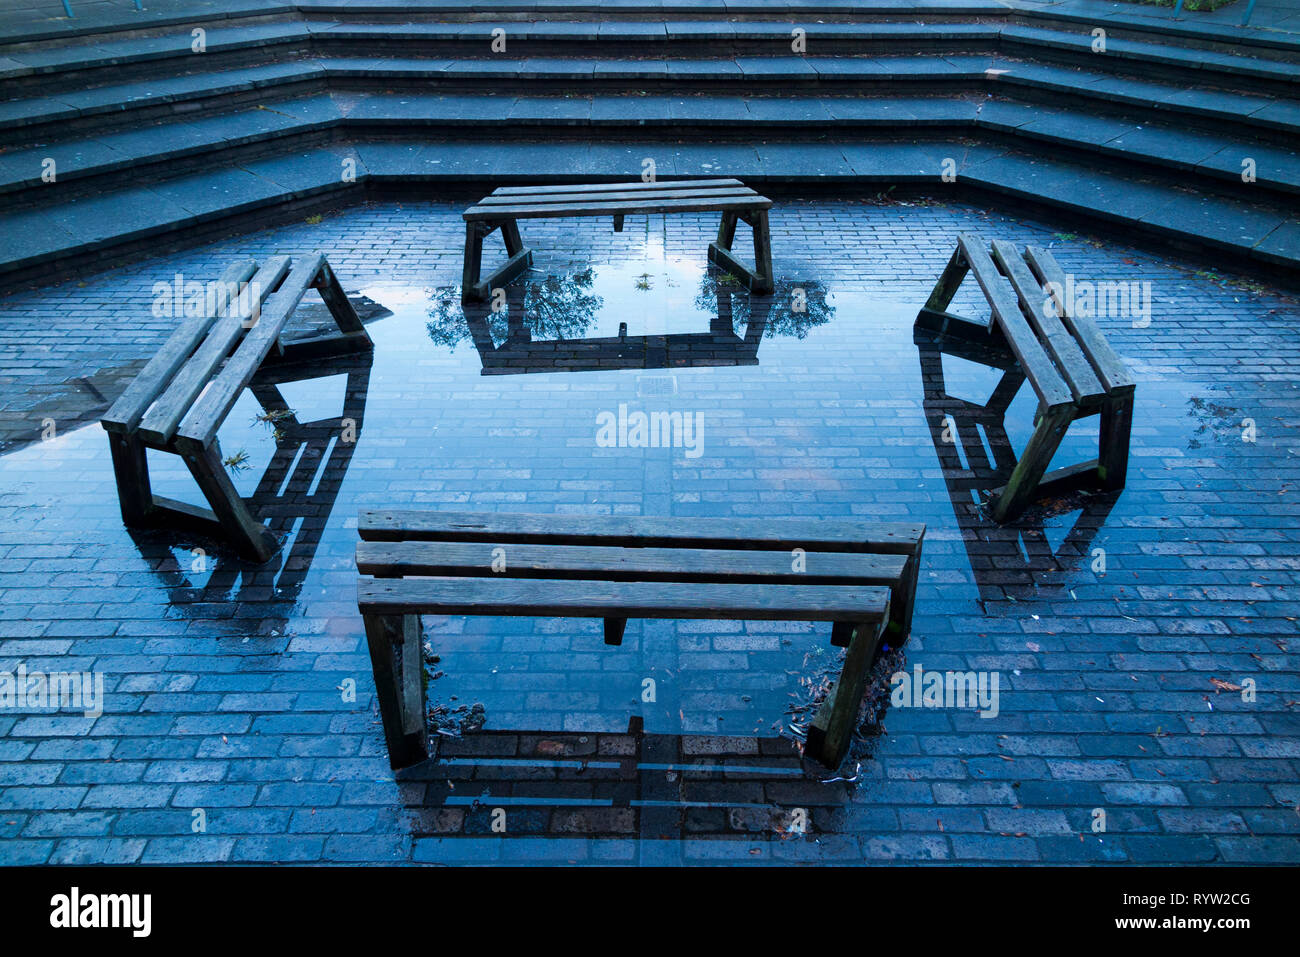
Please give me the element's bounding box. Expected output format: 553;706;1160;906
707;207;775;295
462;219;535;302
101;253;374;562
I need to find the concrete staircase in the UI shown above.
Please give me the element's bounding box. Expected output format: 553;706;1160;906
1;0;1297;289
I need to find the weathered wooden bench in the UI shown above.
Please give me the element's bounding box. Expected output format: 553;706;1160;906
460;179;775;301
356;509;924;771
101;253;373;563
916;235;1136;522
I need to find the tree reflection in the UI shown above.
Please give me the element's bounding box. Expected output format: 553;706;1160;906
426;268;603;350
427;268;834;351
696;274;834;339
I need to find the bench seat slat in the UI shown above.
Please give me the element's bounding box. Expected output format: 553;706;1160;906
957;234;1074;410
465;195;772;221
175;253;325;452
491;179;745;197
101;260;258;435
359;509;925;554
359;575;891;622
991;239;1105;404
1023;245;1135;395
135;256;291;446
357;540;909;584
475;187;761;208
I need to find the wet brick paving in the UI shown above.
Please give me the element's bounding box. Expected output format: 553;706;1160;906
0;196;1298;865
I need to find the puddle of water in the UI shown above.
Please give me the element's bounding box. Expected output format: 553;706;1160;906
0;255;1269;744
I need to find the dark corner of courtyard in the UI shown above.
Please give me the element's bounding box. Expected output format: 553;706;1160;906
0;0;1295;936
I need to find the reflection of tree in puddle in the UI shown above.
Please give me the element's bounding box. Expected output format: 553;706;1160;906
1186;395;1244;449
695;274;835;340
425;268;603;350
426;269;834;350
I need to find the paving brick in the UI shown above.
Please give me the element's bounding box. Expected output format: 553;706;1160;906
0;195;1296;866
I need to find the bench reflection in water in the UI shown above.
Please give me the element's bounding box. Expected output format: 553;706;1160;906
128;351;373;624
402;719;863;858
916;327;1117;602
426;271;834;375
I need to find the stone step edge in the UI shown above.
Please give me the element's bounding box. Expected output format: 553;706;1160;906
0;141;1293;288
4;57;1297;141
2;97;1297;202
4;1;1294;57
3;19;1295;88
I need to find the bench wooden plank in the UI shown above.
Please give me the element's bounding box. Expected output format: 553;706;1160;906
358;575;891;622
990;239;1105;404
136;256;291;446
174;253;325;453
957;234;1073;411
359;509;925;554
356;540;909;584
475;187;761;209
465;195;772;221
1023;245;1135;394
492;179;745;196
102;260;258;435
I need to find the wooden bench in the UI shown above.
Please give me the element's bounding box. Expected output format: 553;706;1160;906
916;235;1136;522
460;179;775;302
356;509;924;771
101;253;373;563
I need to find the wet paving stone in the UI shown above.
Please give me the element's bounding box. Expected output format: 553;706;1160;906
0;196;1297;864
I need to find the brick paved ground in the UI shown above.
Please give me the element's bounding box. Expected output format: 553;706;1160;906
0;196;1297;865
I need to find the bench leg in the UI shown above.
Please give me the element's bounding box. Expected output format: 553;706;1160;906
1098;391;1133;491
989;402;1077;523
181;442;280;563
461;218;533;302
362;613;428;770
917;245;970;328
604;617;627;646
707;210;774;295
107;431;154;526
716;210;738;250
805;620;885;768
884;538;924;649
749;209;774;294
258;258;376;364
500;218;525;258
461;222;486;302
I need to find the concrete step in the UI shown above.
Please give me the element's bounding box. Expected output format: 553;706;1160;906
6;92;1296;207
0;2;1008;45
4;17;1293;98
4;54;1297;147
2;0;1294;59
0;138;1294;291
